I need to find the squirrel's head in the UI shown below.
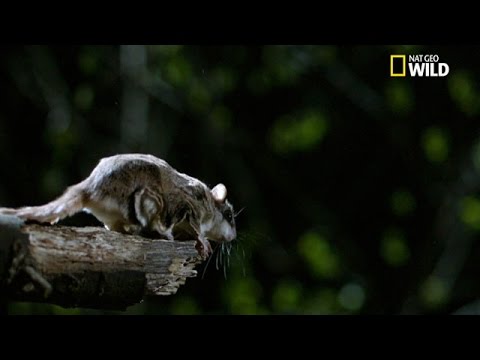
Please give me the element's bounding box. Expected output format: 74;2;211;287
206;183;237;243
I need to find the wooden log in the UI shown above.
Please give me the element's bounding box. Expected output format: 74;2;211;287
0;215;202;310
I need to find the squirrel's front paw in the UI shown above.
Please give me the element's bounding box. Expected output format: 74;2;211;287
196;240;212;260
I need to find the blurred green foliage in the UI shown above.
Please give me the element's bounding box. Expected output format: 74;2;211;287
223;277;263;314
270;110;328;154
1;45;480;315
298;231;340;279
272;280;302;313
391;190;416;217
420;276;449;309
386;82;414;115
380;228;410;267
422;127;449;163
460;196;480;231
448;70;480;116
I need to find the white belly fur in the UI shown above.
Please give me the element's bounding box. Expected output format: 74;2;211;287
84;197;126;228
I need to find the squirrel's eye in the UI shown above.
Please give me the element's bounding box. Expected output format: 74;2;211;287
225;212;232;222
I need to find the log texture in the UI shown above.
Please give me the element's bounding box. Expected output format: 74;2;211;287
0;215;203;310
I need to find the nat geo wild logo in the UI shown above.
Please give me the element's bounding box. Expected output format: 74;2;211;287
390;54;449;77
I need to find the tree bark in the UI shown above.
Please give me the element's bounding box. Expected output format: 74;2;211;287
0;215;202;311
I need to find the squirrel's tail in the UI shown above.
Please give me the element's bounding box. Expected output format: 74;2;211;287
0;182;87;224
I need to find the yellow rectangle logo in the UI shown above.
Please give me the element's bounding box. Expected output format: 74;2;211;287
390;55;406;77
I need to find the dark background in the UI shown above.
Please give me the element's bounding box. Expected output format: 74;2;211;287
1;45;479;314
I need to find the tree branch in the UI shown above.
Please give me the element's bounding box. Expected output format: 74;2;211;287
0;215;203;311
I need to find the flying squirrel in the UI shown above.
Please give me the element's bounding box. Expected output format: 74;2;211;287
0;154;237;259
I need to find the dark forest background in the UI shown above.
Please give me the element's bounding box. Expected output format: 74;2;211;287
1;45;480;314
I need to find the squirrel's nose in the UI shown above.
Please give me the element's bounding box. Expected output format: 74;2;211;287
227;229;236;242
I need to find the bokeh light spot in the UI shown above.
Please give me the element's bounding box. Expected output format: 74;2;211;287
270;111;328;154
391;189;416;216
422;127;449;163
298;231;340;279
338;283;366;311
380;228;410;267
460;196;480;231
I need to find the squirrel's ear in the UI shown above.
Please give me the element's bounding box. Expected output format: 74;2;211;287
211;183;227;203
